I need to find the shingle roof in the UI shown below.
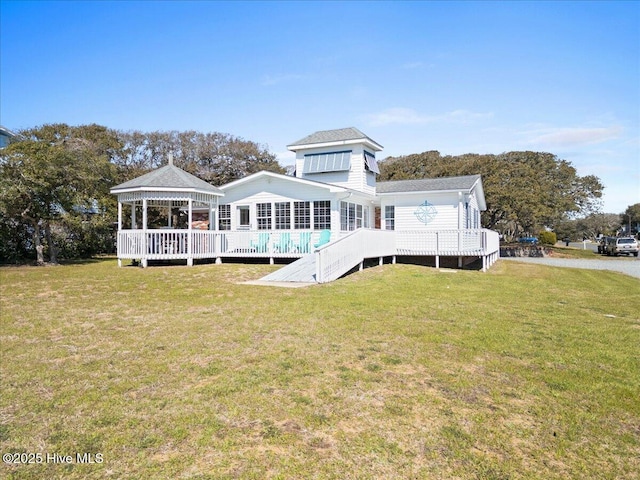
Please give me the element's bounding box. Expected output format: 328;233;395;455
111;163;223;195
288;127;383;150
376;174;481;194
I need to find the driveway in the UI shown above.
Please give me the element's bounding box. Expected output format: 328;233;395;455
501;256;640;279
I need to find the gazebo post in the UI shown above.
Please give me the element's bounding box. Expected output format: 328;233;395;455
187;198;193;266
142;198;148;268
117;201;123;267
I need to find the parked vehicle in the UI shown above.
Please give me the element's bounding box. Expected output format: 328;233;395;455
607;237;639;257
598;236;613;254
518;236;538;244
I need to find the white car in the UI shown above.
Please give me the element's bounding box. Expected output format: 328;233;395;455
608;237;639;257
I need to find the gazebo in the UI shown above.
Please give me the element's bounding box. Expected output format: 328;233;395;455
110;156;223;267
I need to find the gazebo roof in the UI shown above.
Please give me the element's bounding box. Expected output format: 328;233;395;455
111;161;223;196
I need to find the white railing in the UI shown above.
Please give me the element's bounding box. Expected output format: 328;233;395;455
315;228;500;283
117;228;500;274
315;229;396;283
117;229;217;260
216;230;330;257
117;229;332;259
395;229;497;255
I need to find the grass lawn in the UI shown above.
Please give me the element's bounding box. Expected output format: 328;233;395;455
1;259;639;479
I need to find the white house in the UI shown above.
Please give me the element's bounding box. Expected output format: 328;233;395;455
111;127;499;282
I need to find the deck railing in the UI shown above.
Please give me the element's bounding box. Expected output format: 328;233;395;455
315;229;500;283
117;228;500;273
315;229;396;283
395;229;496;255
117;229;331;259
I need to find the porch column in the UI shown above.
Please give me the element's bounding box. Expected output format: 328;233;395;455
187;197;193;266
131;201;136;229
117;201;123;267
142;198;148;267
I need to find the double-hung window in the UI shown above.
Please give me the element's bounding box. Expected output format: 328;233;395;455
257;203;271;230
340;201;363;231
314;201;331;230
275;202;290;230
218;204;231;230
385;205;395;230
294;201;310;229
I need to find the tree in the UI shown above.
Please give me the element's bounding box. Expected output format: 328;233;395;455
379;150;604;239
621;203;640;235
114;130;284;185
0;124;119;264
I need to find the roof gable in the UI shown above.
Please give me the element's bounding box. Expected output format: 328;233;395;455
219;170;348;193
111;164;223;195
288;127;383;152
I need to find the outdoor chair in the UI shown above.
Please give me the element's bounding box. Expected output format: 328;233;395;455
295;232;312;254
276;232;292;253
314;229;331;248
250;232;270;253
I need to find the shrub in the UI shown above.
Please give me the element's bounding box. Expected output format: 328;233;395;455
539;231;557;246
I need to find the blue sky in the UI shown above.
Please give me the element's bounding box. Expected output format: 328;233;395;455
1;1;638;213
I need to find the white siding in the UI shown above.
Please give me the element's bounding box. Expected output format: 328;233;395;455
221;176;340;232
295;145;376;195
381;192;461;230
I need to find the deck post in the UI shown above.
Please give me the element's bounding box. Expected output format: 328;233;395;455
142;198;148;264
187;198;193;266
435;255;440;269
379;256;383;266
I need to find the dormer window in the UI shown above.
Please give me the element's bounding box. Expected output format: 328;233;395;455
303;150;351;174
364;150;380;174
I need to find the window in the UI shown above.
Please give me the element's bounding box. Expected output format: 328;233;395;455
238;206;250;229
314;200;331;230
257;203;271;230
340;201;363;231
363;150;380;174
275;202;290;230
294;201;310;229
356;205;363;229
385;205;395;230
218;204;230;230
303;151;351;174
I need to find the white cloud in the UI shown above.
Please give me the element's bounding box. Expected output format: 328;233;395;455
261;73;304;86
527;126;624;147
364;108;493;127
402;61;424;69
366;108;428;126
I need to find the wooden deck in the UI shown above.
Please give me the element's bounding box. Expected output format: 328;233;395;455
115;228;501;281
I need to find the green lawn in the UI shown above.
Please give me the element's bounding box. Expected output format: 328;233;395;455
1;259;639;479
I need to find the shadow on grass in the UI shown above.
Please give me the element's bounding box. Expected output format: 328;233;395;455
0;256;117;268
